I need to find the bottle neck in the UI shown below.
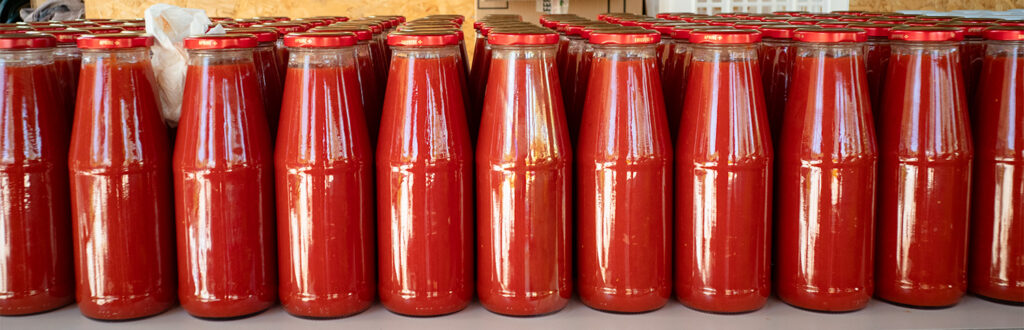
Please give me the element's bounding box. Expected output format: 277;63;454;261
591;43;657;61
186;48;255;67
985;40;1024;59
391;45;461;60
794;42;864;60
81;47;150;65
287;46;357;69
890;40;959;61
490;44;558;62
689;43;758;63
0;48;54;66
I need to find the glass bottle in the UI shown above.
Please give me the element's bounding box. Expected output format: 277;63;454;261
775;28;877;312
758;25;800;142
174;34;277;318
48;29;85;129
310;26;383;145
848;23;894;118
377;31;473;316
255;22;306;85
675;29;773;313
225;28;283;136
577;30;672;313
876;27;973;308
937;22;996;105
663;24;713;141
968;26;1024;304
0;33;73;316
276;32;375;318
476;30;572;316
68;34;176;320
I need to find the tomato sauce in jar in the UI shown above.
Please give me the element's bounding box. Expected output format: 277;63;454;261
775;28;877;312
0;33;74;316
848;23;894;116
577;30;672;313
876;27;973;308
377;30;473;316
225;28;284;137
174;34;277;318
675;29;773;313
968;26;1024;304
758;25;800;142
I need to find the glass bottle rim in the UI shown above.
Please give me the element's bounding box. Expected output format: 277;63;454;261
0;33;56;49
76;33;153;49
283;32;357;48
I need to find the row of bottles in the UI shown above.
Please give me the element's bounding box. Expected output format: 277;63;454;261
0;12;1021;322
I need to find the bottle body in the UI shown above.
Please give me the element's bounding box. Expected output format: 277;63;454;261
276;46;375;317
53;44;81;130
0;47;74;316
876;40;973;307
69;47;177;320
174;48;277;318
577;43;672;313
376;45;473;316
352;41;381;146
663;39;692;140
759;37;795;142
864;37;891;119
775;42;878;312
254;42;283;136
968;40;1024;303
477;43;572;316
675;43;773;313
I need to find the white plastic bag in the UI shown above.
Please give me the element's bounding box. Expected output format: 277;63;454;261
145;4;211;127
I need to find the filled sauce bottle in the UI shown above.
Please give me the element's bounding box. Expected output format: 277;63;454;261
253;22;305;85
775;28;877;312
224;28;283;136
936;22;996;105
174;34;277;318
49;29;86;129
847;23;894;117
663;24;711;141
477;29;572;316
758;25;800;142
577;30;672;313
876;26;972;308
968;26;1024;304
0;33;74;316
675;29;773;313
309;26;382;145
377;30;473;316
275;32;375;318
68;33;176;320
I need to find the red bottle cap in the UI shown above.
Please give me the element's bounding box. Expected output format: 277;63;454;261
773;11;807;17
0;26;35;34
334;22;381;34
209;17;233;22
762;17;792;22
32;24;67;31
812;14;844;19
120;23;146;31
653;22;705;35
0;33;57;49
936;22;997;37
916;15;959;21
884;13;920;19
859;12;889;17
832;10;864;15
283;32;357;48
76;33;154;49
66;22;100;28
224;27;279;42
846;23;895;37
838;16;870;22
310;27;372;40
43;29;87;43
904;20;940;27
256;23;306;34
689;29;760;44
983;26;1024;41
26;21;58;26
77;26;124;34
954;17;1002;23
387;30;460;47
760;25;803;39
787;18;823;25
733;21;785;29
588;30;660;44
818;22;851;28
488;31;559;45
868;18;908;24
890;27;963;42
669;25;717;39
998;20;1024;27
183;34;258;49
793;28;866;42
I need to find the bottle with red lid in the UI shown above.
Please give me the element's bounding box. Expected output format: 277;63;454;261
577;30;672;313
174;34;277;318
225;28;283;137
775;28;877;312
0;33;73;316
676;29;772;313
847;23;894;116
477;30;572;316
275;32;375;318
255;22;306;82
332;22;388;94
876;27;972;308
937;22;997;105
758;24;801;142
377;30;473;316
68;33;175;320
311;26;383;145
47;29;85;125
968;26;1024;304
663;24;713;140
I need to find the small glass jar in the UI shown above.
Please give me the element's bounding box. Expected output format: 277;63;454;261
0;33;73;316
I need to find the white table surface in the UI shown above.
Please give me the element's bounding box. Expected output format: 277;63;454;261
2;295;1022;330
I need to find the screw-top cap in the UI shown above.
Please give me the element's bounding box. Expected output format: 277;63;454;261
733;21;785;29
868;18;908;24
916;16;959;21
818;22;851;28
773;11;807;17
588;30;660;44
0;33;57;49
954;17;1002;24
812;14;844;19
838;16;870;22
846;23;895;37
904;20;940;27
488;31;559;45
793;28;866;42
0;26;35;34
183;34;258;49
76;33;153;49
936;22;997;37
760;25;803;39
998;20;1024;27
983;26;1024;41
310;26;373;40
256;22;306;34
689;28;760;44
42;29;87;43
652;22;705;35
77;26;124;34
283;32;357;48
387;30;460;47
224;27;279;42
787;18;823;25
889;26;963;42
32;24;67;31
